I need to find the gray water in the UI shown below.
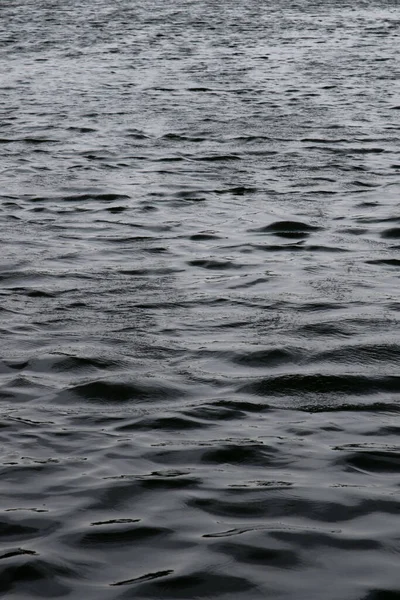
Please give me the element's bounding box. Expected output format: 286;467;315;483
1;0;400;598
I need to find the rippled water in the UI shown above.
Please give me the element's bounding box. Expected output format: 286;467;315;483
1;0;400;598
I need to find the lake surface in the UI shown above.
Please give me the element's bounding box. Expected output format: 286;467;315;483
1;0;400;598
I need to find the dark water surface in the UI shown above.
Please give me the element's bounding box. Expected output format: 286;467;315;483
1;0;400;598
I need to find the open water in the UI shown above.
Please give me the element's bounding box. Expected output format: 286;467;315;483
1;0;400;598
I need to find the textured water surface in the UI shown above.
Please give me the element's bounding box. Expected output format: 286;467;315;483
1;0;400;598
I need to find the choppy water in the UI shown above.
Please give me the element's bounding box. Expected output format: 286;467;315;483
1;0;400;598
